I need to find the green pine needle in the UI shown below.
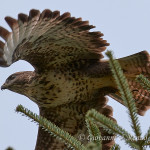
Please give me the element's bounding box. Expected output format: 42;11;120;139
86;142;100;150
106;51;142;140
85;118;102;149
86;109;139;149
16;105;86;150
110;144;121;150
136;74;150;92
141;127;150;147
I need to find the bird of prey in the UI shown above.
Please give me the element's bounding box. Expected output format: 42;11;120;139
0;9;150;150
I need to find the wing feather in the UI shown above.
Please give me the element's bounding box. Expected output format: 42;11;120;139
24;9;40;39
0;26;10;41
0;9;109;71
5;17;19;48
40;9;52;19
0;26;15;66
0;40;5;59
18;13;28;43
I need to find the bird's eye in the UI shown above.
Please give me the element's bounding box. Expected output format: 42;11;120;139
7;75;16;81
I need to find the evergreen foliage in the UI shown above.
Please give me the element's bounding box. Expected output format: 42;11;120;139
136;74;150;91
110;144;121;150
106;51;142;139
16;105;86;150
85;118;102;149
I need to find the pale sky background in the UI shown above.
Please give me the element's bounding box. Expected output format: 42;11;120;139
0;0;150;150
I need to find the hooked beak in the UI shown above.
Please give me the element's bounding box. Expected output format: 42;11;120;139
1;84;7;90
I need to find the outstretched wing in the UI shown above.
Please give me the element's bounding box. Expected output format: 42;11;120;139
0;9;109;72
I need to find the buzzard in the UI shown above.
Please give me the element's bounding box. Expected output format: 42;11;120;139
0;9;150;150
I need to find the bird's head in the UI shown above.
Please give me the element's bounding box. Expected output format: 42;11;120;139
1;71;35;94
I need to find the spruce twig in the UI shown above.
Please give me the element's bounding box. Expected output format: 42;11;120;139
86;109;139;149
136;74;150;92
106;51;142;141
86;142;100;150
110;144;121;150
141;127;150;146
85;118;102;149
16;105;86;150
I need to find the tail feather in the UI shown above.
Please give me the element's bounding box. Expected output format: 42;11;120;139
109;51;150;116
128;79;150;115
118;50;150;76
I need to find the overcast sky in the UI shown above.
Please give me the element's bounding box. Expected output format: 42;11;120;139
0;0;150;150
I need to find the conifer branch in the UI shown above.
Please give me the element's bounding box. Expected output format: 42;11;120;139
86;142;100;150
85;118;102;150
136;74;150;92
16;105;86;150
110;144;121;150
86;109;140;149
141;127;150;146
106;51;142;140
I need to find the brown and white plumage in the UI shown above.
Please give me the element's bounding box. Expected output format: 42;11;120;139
0;9;150;150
